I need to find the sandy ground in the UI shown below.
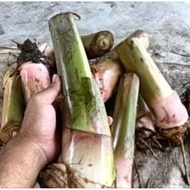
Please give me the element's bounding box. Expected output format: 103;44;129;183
0;1;190;188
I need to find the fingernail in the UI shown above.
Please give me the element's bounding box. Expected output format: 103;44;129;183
52;74;58;83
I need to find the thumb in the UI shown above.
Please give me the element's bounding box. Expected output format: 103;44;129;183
36;74;61;104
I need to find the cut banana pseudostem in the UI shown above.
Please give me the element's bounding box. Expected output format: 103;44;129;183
111;73;139;188
1;68;25;143
39;12;116;188
116;34;190;185
116;36;188;130
81;30;114;59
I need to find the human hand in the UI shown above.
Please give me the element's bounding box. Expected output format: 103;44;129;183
19;74;61;164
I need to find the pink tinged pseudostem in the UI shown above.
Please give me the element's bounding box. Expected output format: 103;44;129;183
19;62;51;102
115;155;133;188
149;91;188;129
91;59;124;102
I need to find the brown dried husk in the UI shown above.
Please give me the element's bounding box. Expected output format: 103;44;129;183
0;123;21;144
39;163;113;188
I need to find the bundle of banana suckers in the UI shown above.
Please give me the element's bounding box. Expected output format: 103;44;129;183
0;12;189;188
